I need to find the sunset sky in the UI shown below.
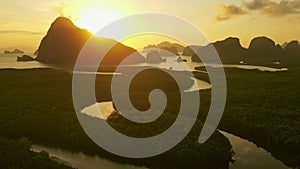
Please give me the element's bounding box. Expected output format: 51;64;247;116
1;0;300;53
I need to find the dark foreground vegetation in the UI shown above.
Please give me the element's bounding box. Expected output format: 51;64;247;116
0;137;73;169
0;68;233;169
221;66;300;168
0;59;299;168
194;61;300;168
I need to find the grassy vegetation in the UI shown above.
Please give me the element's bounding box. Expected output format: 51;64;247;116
0;68;233;169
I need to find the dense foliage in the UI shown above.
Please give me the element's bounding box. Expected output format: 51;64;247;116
0;68;233;169
194;62;300;168
0;137;73;169
0;61;298;168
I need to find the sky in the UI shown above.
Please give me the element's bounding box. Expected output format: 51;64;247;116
1;0;300;53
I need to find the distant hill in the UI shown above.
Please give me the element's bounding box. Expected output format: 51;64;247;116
3;49;24;54
280;40;300;65
36;17;145;70
144;41;185;56
182;45;202;56
246;36;284;64
283;40;300;58
191;37;247;64
190;36;299;65
36;18;299;67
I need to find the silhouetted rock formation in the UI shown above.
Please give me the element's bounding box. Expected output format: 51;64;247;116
214;37;247;63
284;41;300;57
146;51;166;63
4;50;10;54
182;45;202;56
34;50;38;56
36;17;145;69
144;41;184;56
247;36;283;63
13;49;24;54
280;40;300;65
17;55;35;62
189;36;299;65
160;47;178;56
281;42;288;49
192;37;246;63
4;49;24;54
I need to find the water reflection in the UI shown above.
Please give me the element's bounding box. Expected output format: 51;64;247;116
32;145;148;169
185;77;211;92
0;54;287;72
214;64;288;72
2;53;290;169
220;131;291;169
134;54;288;72
82;102;291;169
0;54;49;69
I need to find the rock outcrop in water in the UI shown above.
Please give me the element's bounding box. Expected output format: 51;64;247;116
182;45;202;56
190;36;300;65
37;17;298;67
146;51;166;63
4;49;24;54
160;46;178;56
213;37;247;63
144;41;185;56
191;37;247;63
36;17;145;69
284;41;300;57
17;55;35;62
247;37;284;64
280;40;300;64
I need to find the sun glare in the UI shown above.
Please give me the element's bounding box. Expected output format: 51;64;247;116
74;8;121;34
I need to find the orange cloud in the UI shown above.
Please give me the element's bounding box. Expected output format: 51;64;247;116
214;4;248;21
243;0;299;16
214;0;300;21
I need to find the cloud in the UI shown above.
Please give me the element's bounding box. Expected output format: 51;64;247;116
0;30;43;35
289;0;300;8
243;0;268;10
214;4;248;21
53;2;68;17
243;0;300;16
0;22;7;26
214;0;300;21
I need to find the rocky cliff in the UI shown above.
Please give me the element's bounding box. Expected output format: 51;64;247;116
36;17;145;69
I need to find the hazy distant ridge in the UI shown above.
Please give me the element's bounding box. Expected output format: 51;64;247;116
185;37;300;64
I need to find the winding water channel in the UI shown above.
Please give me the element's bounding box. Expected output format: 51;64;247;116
1;54;291;168
31;101;291;169
52;101;290;169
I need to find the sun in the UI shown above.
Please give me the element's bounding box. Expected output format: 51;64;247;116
73;8;121;34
